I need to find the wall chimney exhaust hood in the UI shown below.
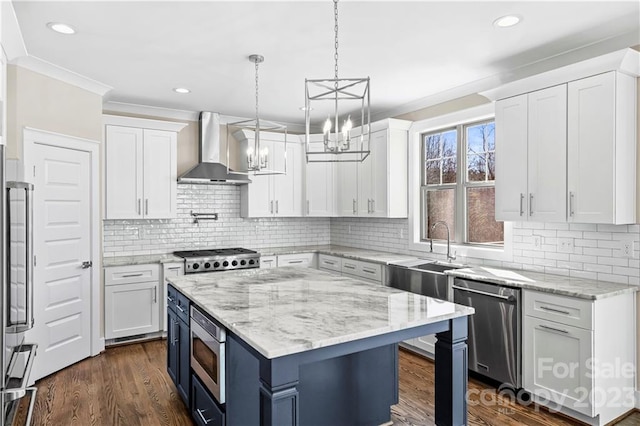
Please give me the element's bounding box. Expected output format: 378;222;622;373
178;112;251;185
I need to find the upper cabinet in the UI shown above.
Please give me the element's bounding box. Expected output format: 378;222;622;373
495;85;567;222
237;131;304;218
335;119;411;218
305;134;336;217
495;70;637;224
567;72;636;224
103;115;185;220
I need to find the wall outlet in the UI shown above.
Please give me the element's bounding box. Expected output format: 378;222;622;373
533;236;541;250
621;240;635;258
557;237;574;253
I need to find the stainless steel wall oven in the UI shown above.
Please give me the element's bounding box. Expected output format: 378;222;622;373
190;305;226;405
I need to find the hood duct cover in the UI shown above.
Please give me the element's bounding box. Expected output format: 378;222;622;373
178;112;251;184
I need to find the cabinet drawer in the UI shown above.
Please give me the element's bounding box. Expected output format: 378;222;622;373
341;259;382;283
175;291;190;324
105;264;160;286
277;253;317;268
260;255;277;269
318;254;342;272
167;284;178;312
524;290;593;330
191;374;225;426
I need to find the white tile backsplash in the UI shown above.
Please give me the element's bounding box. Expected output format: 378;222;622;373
102;186;639;284
103;185;330;257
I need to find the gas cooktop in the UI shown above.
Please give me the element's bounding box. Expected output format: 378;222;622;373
173;247;260;274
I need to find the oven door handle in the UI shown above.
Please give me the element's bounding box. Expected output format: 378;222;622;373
452;285;515;302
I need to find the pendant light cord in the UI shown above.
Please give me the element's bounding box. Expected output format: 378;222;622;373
255;59;260;128
334;0;339;85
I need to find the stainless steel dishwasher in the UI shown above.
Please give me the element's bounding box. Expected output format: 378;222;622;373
452;278;521;389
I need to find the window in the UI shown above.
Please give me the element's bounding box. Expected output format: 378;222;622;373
421;119;503;246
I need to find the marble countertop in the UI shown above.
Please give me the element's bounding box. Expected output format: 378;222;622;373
446;267;638;300
259;245;420;265
103;253;183;267
167;267;474;359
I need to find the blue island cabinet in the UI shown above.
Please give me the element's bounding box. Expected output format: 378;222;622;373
167;285;190;404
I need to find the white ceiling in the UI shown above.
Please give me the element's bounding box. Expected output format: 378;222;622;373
12;1;640;125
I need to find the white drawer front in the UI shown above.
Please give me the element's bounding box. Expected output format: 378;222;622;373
524;290;593;330
105;264;160;286
341;259;382;283
260;255;277;269
277;253;317;268
318;254;342;272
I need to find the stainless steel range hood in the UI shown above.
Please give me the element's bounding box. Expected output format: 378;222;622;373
178;112;251;185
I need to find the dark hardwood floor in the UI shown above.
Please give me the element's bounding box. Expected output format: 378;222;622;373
15;340;639;425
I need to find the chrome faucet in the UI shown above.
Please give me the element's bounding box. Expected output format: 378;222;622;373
430;221;456;262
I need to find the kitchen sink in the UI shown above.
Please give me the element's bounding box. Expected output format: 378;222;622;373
387;261;465;300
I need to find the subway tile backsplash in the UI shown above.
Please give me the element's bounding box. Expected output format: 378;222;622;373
103;185;330;257
103;186;639;284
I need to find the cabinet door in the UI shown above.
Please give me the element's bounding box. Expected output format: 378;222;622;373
273;141;303;216
244;140;274;217
143;129;177;219
105;125;143;219
177;317;190;404
358;149;374;216
523;316;594;417
495;95;528;221
368;130;388;217
167;308;179;385
527;85;567;222
337;161;358;216
567;73;615;224
105;281;160;339
163;263;184;333
306;161;335;216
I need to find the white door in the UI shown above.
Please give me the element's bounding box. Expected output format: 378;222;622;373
105;125;143;219
369;130;388;217
527;85;567;222
273;142;302;217
143;129;177;219
28;143;92;381
306;160;334;216
495;94;529;221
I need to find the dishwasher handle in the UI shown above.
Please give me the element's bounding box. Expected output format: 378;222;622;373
452;284;516;303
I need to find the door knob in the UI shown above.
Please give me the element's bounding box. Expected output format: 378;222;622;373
81;261;93;269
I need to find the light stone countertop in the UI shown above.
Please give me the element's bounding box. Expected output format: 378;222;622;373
167;267;474;359
446;267;638;300
103;253;183;267
259;245;420;265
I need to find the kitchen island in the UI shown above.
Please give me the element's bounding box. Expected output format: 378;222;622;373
167;267;474;426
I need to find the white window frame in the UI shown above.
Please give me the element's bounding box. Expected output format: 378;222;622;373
408;103;513;262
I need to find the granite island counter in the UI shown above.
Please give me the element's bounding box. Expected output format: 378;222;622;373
167;267;474;426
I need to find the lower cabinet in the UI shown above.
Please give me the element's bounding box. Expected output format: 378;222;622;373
523;290;635;425
319;254;385;285
192;374;225;426
167;285;190;404
277;252;317;268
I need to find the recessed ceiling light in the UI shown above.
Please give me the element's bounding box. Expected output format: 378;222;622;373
173;87;191;94
493;15;522;28
47;22;76;35
299;106;313;111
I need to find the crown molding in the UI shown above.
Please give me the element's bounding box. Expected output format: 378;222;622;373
103;114;188;132
1;2;27;61
11;55;112;96
103;101;200;122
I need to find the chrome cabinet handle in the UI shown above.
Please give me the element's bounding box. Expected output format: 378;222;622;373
569;192;575;217
167;296;175;303
529;193;534;216
324;260;335;265
307;200;310;214
122;273;143;278
343;264;356;270
145;199;149;215
176;304;185;313
138;199;141;215
276;200;279;214
167;267;181;271
288;260;303;264
519;193;524;216
539;305;570;315
371;199;375;213
362;268;376;274
196;408;212;424
171;319;178;345
270;200;273;214
153;287;157;303
539;324;569;334
352;199;356;214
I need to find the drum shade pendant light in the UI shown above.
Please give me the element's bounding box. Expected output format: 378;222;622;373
228;54;287;175
305;0;371;163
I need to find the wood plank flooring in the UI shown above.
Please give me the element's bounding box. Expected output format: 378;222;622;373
14;340;639;425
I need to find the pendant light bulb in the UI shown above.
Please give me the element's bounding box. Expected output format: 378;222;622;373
342;115;352;141
323;117;332;135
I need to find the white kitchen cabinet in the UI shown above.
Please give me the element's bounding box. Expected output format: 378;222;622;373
341;258;383;283
104;263;162;340
277;253;317;268
495;85;567;222
567;72;636;224
162;262;184;333
104;115;184;220
305;136;336;216
318;254;342;273
523;290;635;425
238;131;304;217
336;119;410;218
